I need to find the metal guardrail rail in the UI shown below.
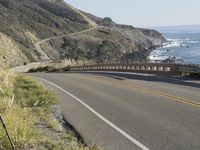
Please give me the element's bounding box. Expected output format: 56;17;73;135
69;63;200;76
178;65;200;76
178;67;200;73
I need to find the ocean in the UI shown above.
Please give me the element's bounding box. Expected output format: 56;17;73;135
149;26;200;64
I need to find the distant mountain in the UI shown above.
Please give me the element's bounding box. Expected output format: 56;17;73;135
151;25;200;34
0;0;165;68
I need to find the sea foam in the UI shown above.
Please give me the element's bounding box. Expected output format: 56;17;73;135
162;39;184;48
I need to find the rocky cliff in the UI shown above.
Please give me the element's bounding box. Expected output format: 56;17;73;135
0;0;166;67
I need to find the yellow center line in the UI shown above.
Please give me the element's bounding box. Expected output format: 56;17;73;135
72;73;200;108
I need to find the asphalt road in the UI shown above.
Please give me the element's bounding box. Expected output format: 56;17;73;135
30;71;200;150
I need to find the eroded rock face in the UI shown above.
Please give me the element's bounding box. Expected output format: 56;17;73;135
0;0;89;67
0;33;28;68
43;25;165;63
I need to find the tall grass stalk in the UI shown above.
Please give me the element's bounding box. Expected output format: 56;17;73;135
0;68;100;149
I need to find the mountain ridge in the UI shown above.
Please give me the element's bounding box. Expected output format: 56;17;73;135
0;0;165;68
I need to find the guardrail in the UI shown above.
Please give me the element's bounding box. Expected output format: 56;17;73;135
69;62;200;76
178;65;200;76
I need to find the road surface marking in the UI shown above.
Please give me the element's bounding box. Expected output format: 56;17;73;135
74;74;200;108
36;77;150;150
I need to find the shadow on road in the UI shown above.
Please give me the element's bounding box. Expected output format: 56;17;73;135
64;71;200;89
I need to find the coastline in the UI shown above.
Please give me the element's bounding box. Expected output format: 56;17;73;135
148;33;200;64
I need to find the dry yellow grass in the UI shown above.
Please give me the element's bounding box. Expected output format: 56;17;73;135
0;68;100;150
0;68;39;149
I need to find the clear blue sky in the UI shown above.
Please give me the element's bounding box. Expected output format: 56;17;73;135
65;0;200;27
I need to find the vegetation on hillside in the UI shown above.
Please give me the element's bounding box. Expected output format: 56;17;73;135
0;0;89;64
0;0;165;67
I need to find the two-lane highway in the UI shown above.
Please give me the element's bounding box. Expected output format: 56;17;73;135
30;72;200;150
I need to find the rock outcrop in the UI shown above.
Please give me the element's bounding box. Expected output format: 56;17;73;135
0;33;28;68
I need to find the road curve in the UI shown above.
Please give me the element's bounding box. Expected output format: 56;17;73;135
34;26;98;61
30;72;200;150
34;1;97;61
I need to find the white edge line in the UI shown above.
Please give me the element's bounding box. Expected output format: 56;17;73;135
35;77;150;150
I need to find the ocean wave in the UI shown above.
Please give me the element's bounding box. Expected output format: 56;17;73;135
149;49;172;60
149;55;169;60
149;33;200;64
185;38;190;40
184;38;199;44
148;54;183;63
162;38;199;48
162;39;184;48
187;40;199;44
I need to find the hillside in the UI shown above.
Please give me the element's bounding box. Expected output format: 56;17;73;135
0;0;165;68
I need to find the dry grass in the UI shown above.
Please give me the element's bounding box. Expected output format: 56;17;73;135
0;68;100;150
0;104;39;150
0;69;40;149
13;75;57;108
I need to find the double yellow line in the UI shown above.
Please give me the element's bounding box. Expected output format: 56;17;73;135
75;74;200;108
127;84;200;108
